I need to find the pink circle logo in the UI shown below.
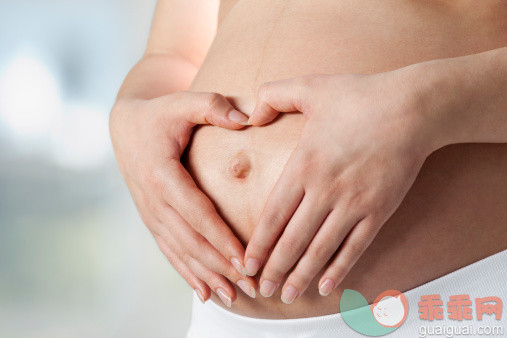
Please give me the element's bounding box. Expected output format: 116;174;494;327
370;290;409;328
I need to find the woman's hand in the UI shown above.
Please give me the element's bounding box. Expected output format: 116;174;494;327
110;91;257;307
243;71;439;303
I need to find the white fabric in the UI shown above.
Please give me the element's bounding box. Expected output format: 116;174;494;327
186;250;507;338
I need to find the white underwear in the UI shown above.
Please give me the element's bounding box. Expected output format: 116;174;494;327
186;250;507;338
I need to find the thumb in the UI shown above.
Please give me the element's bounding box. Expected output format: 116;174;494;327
168;91;249;129
249;77;313;126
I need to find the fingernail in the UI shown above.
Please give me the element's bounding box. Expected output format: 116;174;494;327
260;280;277;298
245;258;261;276
228;110;249;125
281;285;299;304
216;288;232;308
231;257;247;276
194;289;205;304
237;280;256;298
319;278;335;296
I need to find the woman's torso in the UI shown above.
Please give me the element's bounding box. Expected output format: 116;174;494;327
184;0;507;318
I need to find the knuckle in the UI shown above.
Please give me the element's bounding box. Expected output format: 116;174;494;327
228;241;244;257
297;76;321;111
198;198;215;214
258;82;271;99
182;237;205;260
193;235;209;250
327;177;343;197
188;201;211;225
293;151;315;173
367;205;383;222
365;219;382;234
216;239;232;257
309;242;333;261
159;185;172;203
210;240;227;258
162;251;176;267
263;265;285;282
358;217;375;232
147;222;162;236
191;205;217;234
160;243;175;262
316;169;347;196
170;91;185;102
298;75;315;89
144;198;159;214
175;249;189;263
140;167;164;190
150;167;167;186
311;187;332;207
205;274;225;289
279;236;304;257
204;92;223;112
347;240;365;257
247;241;268;258
190;215;207;234
288;271;312;289
347;190;367;209
263;211;285;228
330;262;348;279
191;194;214;216
222;264;240;280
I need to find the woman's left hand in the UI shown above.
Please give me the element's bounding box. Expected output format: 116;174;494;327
243;71;441;303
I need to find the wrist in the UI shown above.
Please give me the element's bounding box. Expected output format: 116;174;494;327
401;58;469;154
389;62;452;158
404;48;507;150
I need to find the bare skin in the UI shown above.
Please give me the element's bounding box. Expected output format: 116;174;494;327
110;0;256;307
183;0;507;318
110;0;507;319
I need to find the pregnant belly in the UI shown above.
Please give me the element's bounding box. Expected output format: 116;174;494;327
185;113;304;245
184;105;507;319
182;0;507;318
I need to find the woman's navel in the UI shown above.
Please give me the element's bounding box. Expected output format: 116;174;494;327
228;151;252;180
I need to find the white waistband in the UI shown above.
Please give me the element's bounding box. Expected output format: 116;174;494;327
186;250;507;338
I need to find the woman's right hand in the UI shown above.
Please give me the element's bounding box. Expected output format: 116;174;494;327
110;91;257;306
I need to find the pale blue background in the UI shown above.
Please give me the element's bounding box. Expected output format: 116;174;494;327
0;1;192;337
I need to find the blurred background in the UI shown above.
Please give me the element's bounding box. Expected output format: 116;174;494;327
0;0;193;337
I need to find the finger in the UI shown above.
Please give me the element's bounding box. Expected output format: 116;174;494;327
319;218;379;295
157;205;257;298
258;194;331;300
161;160;249;276
166;91;249;128
249;77;315;126
243;154;305;277
154;218;238;307
186;256;238;308
280;209;357;301
154;233;211;304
